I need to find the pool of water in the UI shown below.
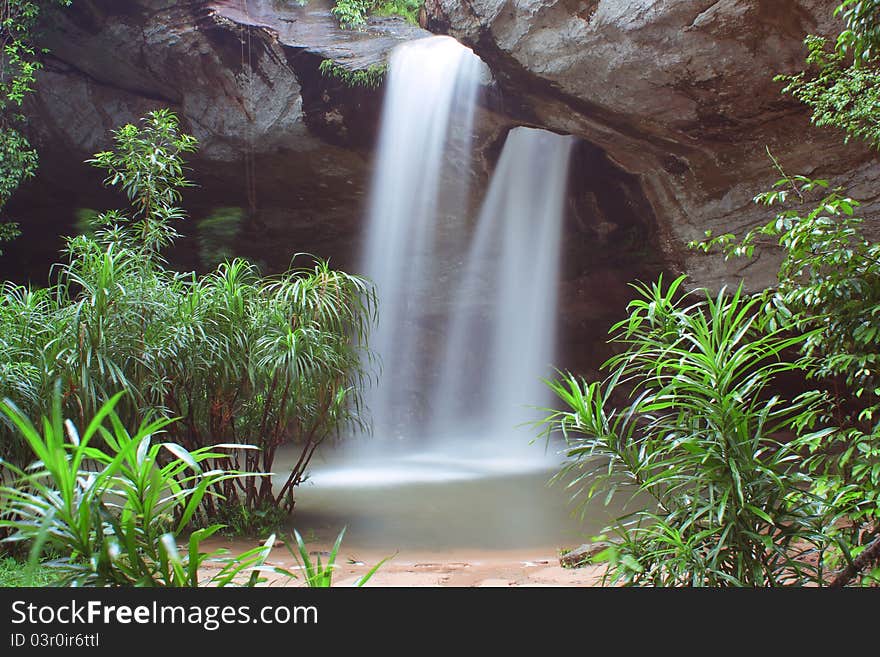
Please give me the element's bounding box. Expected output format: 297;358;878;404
276;440;629;552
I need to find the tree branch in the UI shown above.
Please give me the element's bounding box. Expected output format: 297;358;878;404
830;532;880;587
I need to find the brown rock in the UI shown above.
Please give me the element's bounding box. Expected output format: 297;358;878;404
425;0;880;290
560;541;615;568
8;0;432;280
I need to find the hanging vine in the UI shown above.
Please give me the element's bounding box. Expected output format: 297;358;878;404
239;0;258;216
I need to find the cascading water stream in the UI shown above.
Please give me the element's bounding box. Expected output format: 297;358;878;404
287;36;589;549
431;127;574;450
305;37;573;492
359;36;482;442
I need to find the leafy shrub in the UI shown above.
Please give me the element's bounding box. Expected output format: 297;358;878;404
0;1;73;252
0;391;284;586
542;276;832;586
835;0;880;64
693;159;880;585
775;0;880;150
742;0;880;585
372;0;421;24
87;109;198;255
213;501;289;537
331;0;372;29
319;59;386;89
0;110;377;527
776;36;880;148
331;0;421;29
563;0;880;589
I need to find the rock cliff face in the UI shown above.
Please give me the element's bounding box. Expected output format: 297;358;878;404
9;0;431;277
424;0;880;288
8;0;880;373
33;0;429;158
17;0;878;289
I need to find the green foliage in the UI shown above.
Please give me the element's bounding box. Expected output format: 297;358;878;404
775;1;880;149
288;527;389;587
160;255;377;517
0;556;54;586
0;2;72;112
0;390;286;586
87;109;198;256
741;169;879;396
371;0;421;24
0;282;56;463
289;527;344;587
331;0;371;29
0;220;21;255
671;0;880;586
771;8;880;569
542;275;832;586
0;110;378;524
213;501;288;537
776;36;880;148
0;1;72;250
0;126;37;202
318;59;386;89
835;0;880;64
330;0;420;29
693;157;880;581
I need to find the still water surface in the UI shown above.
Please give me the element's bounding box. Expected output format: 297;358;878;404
275;440;629;552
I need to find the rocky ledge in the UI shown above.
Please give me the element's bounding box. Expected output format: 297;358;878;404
425;0;880;288
8;0;880;373
9;0;430;276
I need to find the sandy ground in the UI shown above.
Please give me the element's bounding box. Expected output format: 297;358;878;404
200;537;605;587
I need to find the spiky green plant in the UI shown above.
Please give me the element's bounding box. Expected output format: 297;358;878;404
0;109;378;530
0;390;285;586
542;275;834;586
288;527;390;587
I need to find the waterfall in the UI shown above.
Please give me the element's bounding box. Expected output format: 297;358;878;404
360;36;482;441
431;127;574;449
331;37;574;486
294;38;580;551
